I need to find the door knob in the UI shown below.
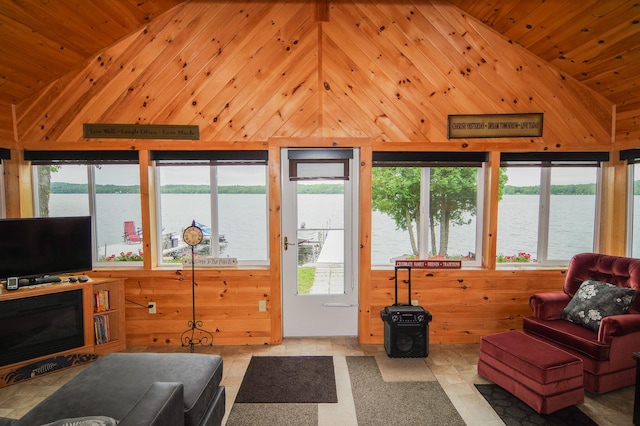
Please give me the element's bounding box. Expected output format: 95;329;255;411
284;236;296;251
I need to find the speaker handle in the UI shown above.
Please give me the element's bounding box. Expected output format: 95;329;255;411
394;265;411;305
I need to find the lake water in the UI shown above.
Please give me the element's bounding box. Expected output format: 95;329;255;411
48;194;640;263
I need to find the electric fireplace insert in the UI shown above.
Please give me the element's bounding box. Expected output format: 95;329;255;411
0;289;84;367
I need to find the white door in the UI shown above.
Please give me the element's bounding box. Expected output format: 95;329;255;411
281;148;359;336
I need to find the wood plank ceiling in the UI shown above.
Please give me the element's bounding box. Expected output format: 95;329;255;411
0;0;638;140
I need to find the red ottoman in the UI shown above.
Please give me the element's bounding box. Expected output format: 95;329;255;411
478;330;584;414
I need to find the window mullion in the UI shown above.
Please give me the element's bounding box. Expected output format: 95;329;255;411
474;165;485;265
593;166;603;253
420;168;430;258
88;165;98;264
627;165;635;256
210;165;220;258
538;167;551;263
154;164;165;262
31;167;40;216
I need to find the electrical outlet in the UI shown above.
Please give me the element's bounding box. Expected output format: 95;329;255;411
148;302;157;314
411;299;419;306
258;300;267;312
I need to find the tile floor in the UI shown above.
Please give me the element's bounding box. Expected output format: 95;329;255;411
0;338;635;425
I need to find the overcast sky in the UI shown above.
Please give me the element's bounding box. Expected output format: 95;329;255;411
504;168;595;186
51;165;594;187
53;165;265;186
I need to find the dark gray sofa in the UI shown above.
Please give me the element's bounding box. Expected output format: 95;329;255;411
0;352;225;426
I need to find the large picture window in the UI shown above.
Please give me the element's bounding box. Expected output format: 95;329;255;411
27;150;142;265
497;152;607;265
371;152;486;267
153;150;268;265
622;149;640;257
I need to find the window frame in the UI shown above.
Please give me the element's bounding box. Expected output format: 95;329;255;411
627;163;635;257
498;152;607;266
371;151;487;268
152;150;270;267
622;149;640;257
26;150;142;268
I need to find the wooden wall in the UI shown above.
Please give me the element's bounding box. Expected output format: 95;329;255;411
7;1;625;346
616;104;640;147
14;1;611;146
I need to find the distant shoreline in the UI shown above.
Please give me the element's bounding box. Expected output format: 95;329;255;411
50;182;340;194
50;181;639;195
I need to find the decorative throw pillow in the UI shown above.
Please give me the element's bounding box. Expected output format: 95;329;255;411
40;416;118;426
561;279;637;332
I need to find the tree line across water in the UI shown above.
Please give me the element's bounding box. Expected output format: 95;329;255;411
50;181;640;195
50;182;338;194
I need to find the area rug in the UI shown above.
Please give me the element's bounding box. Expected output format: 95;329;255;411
234;356;337;403
226;403;318;426
475;384;598;425
347;356;465;425
0;354;99;387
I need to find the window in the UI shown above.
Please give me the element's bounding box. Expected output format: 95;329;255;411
371;152;486;267
153;150;268;265
622;149;640;257
27;150;142;265
497;152;607;265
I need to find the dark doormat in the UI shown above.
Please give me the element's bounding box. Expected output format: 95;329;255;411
235;356;337;403
475;384;598;425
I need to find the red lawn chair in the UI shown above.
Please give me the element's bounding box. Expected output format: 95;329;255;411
123;221;140;243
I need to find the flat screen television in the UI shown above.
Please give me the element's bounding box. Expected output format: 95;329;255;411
0;216;92;281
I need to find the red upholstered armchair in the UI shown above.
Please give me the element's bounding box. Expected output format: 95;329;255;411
523;252;640;394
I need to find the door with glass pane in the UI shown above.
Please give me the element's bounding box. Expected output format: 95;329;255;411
281;148;359;336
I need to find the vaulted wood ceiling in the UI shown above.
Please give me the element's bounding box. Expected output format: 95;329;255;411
1;0;638;140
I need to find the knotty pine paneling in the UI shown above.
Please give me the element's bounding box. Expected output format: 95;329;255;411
92;269;273;346
90;265;569;347
90;267;567;347
0;0;182;104
616;104;640;146
0;104;13;143
14;0;612;147
449;0;640;111
366;268;566;345
3;0;639;141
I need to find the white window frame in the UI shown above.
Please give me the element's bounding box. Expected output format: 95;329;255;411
416;166;484;265
537;166;602;266
627;163;639;257
498;153;605;267
31;164;143;268
621;149;640;256
27;151;142;268
153;159;270;267
372;152;487;268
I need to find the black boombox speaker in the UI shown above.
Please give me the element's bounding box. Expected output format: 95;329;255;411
380;266;432;358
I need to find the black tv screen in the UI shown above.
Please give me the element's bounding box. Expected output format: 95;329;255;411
0;216;92;280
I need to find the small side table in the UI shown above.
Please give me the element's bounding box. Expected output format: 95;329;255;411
634;352;639;426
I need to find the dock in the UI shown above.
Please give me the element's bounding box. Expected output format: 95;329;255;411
306;230;345;295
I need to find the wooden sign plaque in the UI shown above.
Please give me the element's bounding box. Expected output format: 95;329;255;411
182;257;238;267
83;124;199;140
448;113;543;139
395;259;462;269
